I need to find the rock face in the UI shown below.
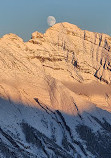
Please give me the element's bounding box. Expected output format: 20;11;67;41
0;23;111;158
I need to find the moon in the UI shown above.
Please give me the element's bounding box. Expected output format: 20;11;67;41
47;16;56;26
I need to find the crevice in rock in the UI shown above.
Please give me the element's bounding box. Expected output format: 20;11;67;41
73;102;83;120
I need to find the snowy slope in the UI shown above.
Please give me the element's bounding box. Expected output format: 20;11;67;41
0;97;111;158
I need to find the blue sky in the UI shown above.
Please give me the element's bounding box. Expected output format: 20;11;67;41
0;0;111;41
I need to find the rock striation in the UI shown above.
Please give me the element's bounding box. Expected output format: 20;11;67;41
0;23;111;158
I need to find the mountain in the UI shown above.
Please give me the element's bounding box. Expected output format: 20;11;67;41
0;22;111;158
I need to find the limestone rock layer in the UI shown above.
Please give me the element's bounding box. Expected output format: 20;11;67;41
0;22;111;111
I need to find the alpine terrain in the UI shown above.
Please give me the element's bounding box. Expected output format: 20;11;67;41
0;22;111;158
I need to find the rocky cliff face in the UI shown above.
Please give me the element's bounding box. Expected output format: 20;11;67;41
0;22;111;158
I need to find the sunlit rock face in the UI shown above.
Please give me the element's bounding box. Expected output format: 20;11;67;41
0;23;111;158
